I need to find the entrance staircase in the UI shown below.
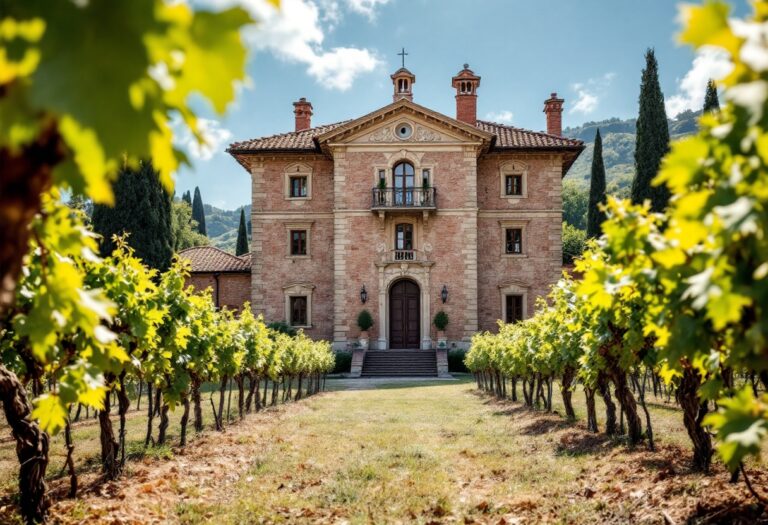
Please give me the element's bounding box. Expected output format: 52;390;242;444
361;350;438;377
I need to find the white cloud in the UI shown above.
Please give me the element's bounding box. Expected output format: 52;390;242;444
345;0;392;20
173;117;233;161
485;110;514;124
666;47;732;117
202;0;382;91
571;90;599;114
569;72;615;115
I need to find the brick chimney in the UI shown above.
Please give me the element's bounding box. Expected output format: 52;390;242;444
293;98;313;131
543;92;564;136
451;64;481;125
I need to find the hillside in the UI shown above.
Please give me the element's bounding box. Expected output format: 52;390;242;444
203;203;251;253
563;109;700;196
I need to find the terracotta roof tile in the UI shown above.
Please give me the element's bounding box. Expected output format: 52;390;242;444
475;120;583;149
228;121;350;152
228;119;582;153
179;246;250;273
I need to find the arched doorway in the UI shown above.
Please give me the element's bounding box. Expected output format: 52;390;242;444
389;279;420;349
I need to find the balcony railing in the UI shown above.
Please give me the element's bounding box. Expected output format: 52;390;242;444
378;249;429;265
371;187;437;209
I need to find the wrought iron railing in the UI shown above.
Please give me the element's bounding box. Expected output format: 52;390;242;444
379;249;428;264
371;187;437;208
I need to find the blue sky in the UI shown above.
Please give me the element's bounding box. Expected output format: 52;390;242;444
177;0;748;210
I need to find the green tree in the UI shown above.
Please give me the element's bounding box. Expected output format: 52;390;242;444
182;190;192;206
235;207;249;256
192;186;207;236
562;179;588;230
171;200;209;251
632;48;671;212
562;223;587;264
91;161;174;271
0;1;256;520
587;129;607;238
703;79;720;112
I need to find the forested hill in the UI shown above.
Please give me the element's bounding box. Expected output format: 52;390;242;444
562;110;700;196
204;203;251;253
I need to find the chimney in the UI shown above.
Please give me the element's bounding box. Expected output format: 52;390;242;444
543;92;564;136
451;64;481;125
293;98;313;131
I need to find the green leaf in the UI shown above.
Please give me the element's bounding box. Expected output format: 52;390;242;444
32;394;67;435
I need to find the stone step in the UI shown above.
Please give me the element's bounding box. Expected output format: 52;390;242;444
361;350;438;378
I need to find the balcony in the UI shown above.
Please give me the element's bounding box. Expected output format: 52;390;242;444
371;187;437;223
375;249;434;268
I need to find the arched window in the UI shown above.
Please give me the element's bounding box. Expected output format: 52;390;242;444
393;162;415;205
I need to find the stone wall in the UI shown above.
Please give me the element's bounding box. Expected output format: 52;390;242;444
187;272;251;312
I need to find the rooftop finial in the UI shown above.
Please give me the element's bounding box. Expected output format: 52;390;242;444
398;47;408;69
464;63;469;69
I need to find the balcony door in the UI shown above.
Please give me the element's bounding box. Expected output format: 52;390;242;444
389;279;420;349
393;162;415;206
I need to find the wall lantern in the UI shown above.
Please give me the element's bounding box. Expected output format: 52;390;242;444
441;284;448;304
360;285;368;304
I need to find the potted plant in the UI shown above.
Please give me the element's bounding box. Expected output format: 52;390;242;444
433;310;449;348
421;178;430;205
377;177;387;205
357;309;374;350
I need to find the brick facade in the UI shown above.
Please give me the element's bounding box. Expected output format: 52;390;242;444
229;67;583;350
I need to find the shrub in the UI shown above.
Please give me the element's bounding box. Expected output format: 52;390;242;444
562;223;587;264
357;309;374;331
267;320;296;337
433;311;449;331
332;351;352;374
448;349;468;373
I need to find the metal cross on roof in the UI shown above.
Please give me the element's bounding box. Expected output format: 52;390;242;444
398;47;408;69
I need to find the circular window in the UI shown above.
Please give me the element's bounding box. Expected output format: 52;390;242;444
395;123;413;140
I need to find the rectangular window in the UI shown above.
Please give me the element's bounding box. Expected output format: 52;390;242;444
290;296;308;326
505;295;524;323
505;174;522;196
290;230;307;256
289;176;307;198
505;228;523;254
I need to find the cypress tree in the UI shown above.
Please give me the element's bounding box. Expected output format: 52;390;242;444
182;190;192;206
632;48;671;212
703;79;720;112
236;207;249;256
91;161;174;271
191;186;207;236
587;129;607;238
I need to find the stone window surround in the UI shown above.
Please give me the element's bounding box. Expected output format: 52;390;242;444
499;160;528;199
283;282;315;329
387;216;420;252
284;162;313;200
284;220;314;259
498;219;529;258
373;149;434;187
498;281;529;323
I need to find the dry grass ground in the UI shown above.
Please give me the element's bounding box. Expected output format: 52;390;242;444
0;376;766;524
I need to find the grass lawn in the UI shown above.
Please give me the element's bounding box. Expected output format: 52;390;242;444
0;375;765;523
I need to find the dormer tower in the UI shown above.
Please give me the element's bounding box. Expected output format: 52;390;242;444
452;64;481;124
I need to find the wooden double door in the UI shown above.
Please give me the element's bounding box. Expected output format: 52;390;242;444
389;279;420;349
